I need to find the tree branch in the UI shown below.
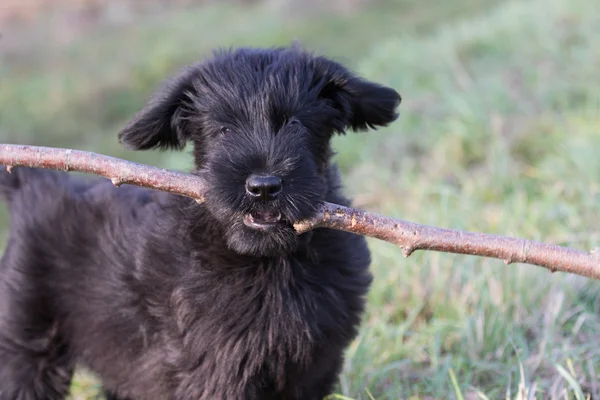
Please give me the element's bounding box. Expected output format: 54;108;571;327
2;144;600;280
1;144;206;202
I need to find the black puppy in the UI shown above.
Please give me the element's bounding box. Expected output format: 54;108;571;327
0;46;400;399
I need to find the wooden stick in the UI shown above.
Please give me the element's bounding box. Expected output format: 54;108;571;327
2;144;599;279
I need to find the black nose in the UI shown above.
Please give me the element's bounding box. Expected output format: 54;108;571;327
245;175;283;201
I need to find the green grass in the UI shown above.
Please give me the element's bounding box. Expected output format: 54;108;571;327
336;0;600;397
2;0;600;398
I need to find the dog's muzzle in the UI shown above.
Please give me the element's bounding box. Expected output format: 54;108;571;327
243;174;287;230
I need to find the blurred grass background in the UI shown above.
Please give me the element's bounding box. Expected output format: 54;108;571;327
1;0;600;398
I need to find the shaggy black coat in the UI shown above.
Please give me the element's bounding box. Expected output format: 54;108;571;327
0;46;400;399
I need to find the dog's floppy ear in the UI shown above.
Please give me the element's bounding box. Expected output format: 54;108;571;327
118;65;200;151
315;57;401;133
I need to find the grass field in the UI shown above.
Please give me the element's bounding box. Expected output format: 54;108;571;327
1;0;600;398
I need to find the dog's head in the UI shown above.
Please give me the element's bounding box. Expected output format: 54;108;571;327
119;47;400;257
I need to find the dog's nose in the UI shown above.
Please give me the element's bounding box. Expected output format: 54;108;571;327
245;175;283;201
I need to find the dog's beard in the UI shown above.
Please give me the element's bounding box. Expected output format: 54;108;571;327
222;198;318;256
224;217;299;257
203;191;322;257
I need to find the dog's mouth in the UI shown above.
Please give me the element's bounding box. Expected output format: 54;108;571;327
243;210;284;230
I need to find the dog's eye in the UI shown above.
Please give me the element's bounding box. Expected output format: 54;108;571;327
219;127;232;135
288;118;301;127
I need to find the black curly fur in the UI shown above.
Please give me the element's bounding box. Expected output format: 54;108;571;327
0;46;400;399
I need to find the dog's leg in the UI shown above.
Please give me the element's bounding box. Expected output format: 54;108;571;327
103;391;132;400
0;250;75;399
287;356;344;400
0;330;74;400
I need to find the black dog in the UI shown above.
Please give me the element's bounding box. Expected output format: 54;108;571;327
0;46;400;399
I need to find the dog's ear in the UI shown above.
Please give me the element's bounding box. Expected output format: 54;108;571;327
315;58;401;133
118;66;200;151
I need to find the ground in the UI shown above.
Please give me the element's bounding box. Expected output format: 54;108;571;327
1;0;599;398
